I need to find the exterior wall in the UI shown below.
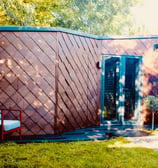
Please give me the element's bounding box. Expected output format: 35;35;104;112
56;32;100;133
0;31;57;135
0;30;101;135
101;38;158;124
1;26;158;136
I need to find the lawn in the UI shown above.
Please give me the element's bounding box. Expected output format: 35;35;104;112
0;137;158;168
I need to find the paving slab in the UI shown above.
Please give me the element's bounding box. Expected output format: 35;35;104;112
126;136;158;151
2;125;158;150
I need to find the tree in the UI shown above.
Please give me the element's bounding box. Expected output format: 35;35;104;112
0;0;142;35
0;0;35;25
68;0;142;35
143;96;158;130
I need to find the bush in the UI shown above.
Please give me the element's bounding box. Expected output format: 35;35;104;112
143;95;158;113
143;95;158;130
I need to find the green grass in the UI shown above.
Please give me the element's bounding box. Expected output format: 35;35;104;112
0;137;158;168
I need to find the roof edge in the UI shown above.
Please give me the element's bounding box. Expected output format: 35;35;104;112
98;35;158;40
0;26;98;39
0;26;158;40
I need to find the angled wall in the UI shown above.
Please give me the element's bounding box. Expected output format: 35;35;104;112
56;32;100;133
0;27;101;135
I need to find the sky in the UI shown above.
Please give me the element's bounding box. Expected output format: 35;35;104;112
132;0;158;34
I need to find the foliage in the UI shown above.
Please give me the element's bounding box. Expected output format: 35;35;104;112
62;0;142;35
0;138;158;168
143;95;158;113
0;0;35;25
25;0;68;27
0;0;142;35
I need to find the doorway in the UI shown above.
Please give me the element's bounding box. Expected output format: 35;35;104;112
100;55;142;125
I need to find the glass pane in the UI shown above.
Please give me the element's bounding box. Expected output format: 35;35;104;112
124;58;139;120
104;57;119;120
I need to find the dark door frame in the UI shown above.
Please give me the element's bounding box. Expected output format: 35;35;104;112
100;54;143;126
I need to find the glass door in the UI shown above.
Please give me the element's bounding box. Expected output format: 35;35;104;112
103;56;119;121
100;55;142;125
